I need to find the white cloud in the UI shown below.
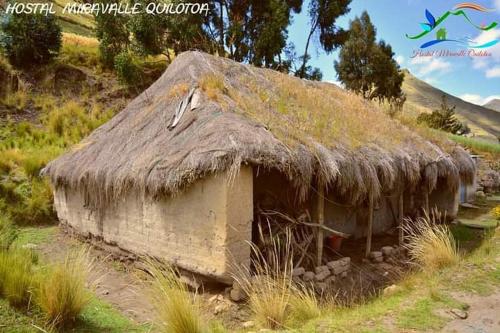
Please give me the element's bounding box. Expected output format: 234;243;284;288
395;55;405;65
496;0;500;12
459;93;500;105
409;57;452;76
471;29;500;77
486;66;500;78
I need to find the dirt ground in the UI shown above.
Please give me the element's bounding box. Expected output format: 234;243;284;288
442;290;500;333
36;229;155;324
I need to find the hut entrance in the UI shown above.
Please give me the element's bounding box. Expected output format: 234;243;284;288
252;169;317;269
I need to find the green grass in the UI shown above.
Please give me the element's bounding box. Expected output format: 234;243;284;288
0;296;148;333
448;134;500;157
300;200;500;333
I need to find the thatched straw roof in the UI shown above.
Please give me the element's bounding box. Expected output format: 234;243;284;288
43;51;475;209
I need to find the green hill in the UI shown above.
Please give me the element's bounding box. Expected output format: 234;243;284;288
402;70;500;142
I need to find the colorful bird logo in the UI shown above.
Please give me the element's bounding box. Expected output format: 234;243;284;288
406;2;499;49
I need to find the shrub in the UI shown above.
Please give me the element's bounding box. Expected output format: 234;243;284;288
36;248;94;327
402;211;460;271
0;248;35;308
148;261;204;333
417;95;470;135
114;51;140;86
0;12;61;69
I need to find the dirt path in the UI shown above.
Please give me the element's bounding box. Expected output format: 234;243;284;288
442;290;500;333
36;228;155;324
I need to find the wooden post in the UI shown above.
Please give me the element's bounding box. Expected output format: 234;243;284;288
424;190;429;215
316;186;325;266
398;193;404;246
365;192;374;258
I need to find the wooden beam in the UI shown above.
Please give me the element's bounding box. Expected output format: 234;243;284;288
424;190;429;215
316;186;325;266
398;193;404;246
365;192;374;258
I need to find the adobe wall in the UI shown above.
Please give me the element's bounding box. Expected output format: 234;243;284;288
428;179;460;219
53;167;254;283
324;193;398;239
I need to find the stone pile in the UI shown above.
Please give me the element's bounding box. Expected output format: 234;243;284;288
292;257;351;291
369;245;406;264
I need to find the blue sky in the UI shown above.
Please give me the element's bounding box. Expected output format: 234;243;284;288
287;0;500;106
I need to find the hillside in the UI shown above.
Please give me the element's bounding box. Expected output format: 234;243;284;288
484;99;500;112
402;70;500;142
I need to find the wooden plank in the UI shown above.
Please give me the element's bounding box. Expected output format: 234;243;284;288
365;192;374;258
424;190;429;214
398;194;404;245
316;186;325;266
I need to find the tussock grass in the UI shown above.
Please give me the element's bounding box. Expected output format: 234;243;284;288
60;33;99;69
0;248;35;308
36;247;95;327
403;211;460;271
0;98;115;226
233;230;321;329
148;261;204;333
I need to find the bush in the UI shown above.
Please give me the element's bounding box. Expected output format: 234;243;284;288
36;248;94;327
417;95;470;135
114;51;140;86
402;211;460;271
0;12;61;69
148;261;204;333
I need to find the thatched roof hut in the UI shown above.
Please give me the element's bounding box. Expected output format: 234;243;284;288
43;51;475;280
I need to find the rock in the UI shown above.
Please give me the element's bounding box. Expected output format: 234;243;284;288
315;270;331;282
303;271;315;282
475;191;486;199
369;251;383;259
340;271;348;278
331;264;348;275
325;276;336;284
450;308;468;319
208;295;218;303
242;321;255;328
214;303;229;314
337;257;351;265
292;267;305;277
315;265;330;274
383;284;401;296
230;287;246;302
381;246;394;256
101;290;110;296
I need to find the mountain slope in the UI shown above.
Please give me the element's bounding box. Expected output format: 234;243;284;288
402;71;500;141
484;99;500;112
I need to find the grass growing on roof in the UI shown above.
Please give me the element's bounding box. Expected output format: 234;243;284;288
200;72;413;150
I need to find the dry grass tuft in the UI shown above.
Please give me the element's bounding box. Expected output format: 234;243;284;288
36;247;95;327
232;229;321;329
403;211;460;271
0;247;35;308
147;260;204;333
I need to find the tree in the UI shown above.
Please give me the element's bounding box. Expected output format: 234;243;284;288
296;0;350;79
0;11;61;69
334;11;404;106
95;0;130;68
417;95;470;135
128;0;302;68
